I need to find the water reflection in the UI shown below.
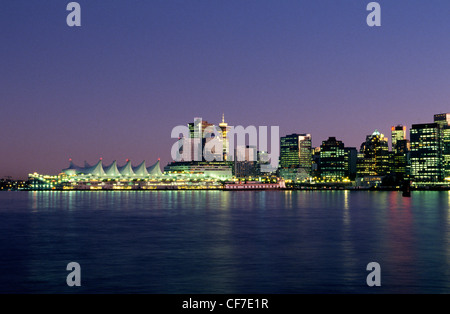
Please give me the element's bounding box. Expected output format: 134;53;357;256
3;190;450;293
385;192;417;292
341;190;357;285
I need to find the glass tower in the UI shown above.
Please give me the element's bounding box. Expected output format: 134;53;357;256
410;123;441;182
279;133;312;180
319;137;346;180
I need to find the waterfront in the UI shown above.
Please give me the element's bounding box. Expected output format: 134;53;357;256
1;190;450;294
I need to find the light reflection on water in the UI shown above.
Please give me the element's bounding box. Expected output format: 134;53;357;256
0;190;450;293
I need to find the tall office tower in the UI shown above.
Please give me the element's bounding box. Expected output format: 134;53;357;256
356;130;390;177
434;114;450;180
187;117;230;162
311;147;321;178
344;147;358;180
298;134;312;172
279;133;312;181
391;125;407;152
410;123;441;182
185;118;214;161
188;117;213;138
392;139;410;181
391;124;409;181
319;137;347;180
442;128;450;180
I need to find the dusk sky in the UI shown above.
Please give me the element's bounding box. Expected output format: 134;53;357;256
1;0;449;179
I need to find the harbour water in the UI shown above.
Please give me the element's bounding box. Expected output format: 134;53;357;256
1;190;450;294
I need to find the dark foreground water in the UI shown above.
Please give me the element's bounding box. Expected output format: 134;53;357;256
0;190;450;294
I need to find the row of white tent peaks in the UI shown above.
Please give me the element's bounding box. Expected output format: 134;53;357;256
63;159;163;177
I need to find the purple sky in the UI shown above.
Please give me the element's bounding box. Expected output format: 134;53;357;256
1;0;449;179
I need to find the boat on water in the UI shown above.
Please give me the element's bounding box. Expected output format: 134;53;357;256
224;180;286;191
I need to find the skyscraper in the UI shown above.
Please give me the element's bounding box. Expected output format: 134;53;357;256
357;130;390;177
435;113;450;181
390;125;409;182
279;133;312;181
344;147;358;180
408;114;450;183
441;128;450;180
391;125;406;151
186;117;214;161
319;137;346;180
392;139;410;181
410;123;441;182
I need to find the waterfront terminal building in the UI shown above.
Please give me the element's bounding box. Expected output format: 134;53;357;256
28;158;243;190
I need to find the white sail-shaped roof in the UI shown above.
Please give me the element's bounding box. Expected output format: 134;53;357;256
118;160;135;176
63;160;106;176
147;160;163;177
63;159;163;178
133;161;149;177
82;160;107;176
62;161;83;175
104;161;121;177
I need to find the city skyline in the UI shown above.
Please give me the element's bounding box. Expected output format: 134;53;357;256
1;1;450;179
6;111;447;181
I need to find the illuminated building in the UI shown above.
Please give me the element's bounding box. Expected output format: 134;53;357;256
279;133;312;181
390;125;410;181
434;113;450;127
442;128;450;180
219;114;230;161
410;123;441;182
434;114;450;181
186;117;214;161
62;159;163;178
184;115;231;162
356;130;390;177
392;139;410;181
316;138;357;181
28;158;230;190
391;125;406;151
319;137;346;180
171;116;233;178
163;161;233;180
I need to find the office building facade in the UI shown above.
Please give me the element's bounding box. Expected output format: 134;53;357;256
357;130;390;177
279;133;312;181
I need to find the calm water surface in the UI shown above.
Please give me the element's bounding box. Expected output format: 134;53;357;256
1;190;450;294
